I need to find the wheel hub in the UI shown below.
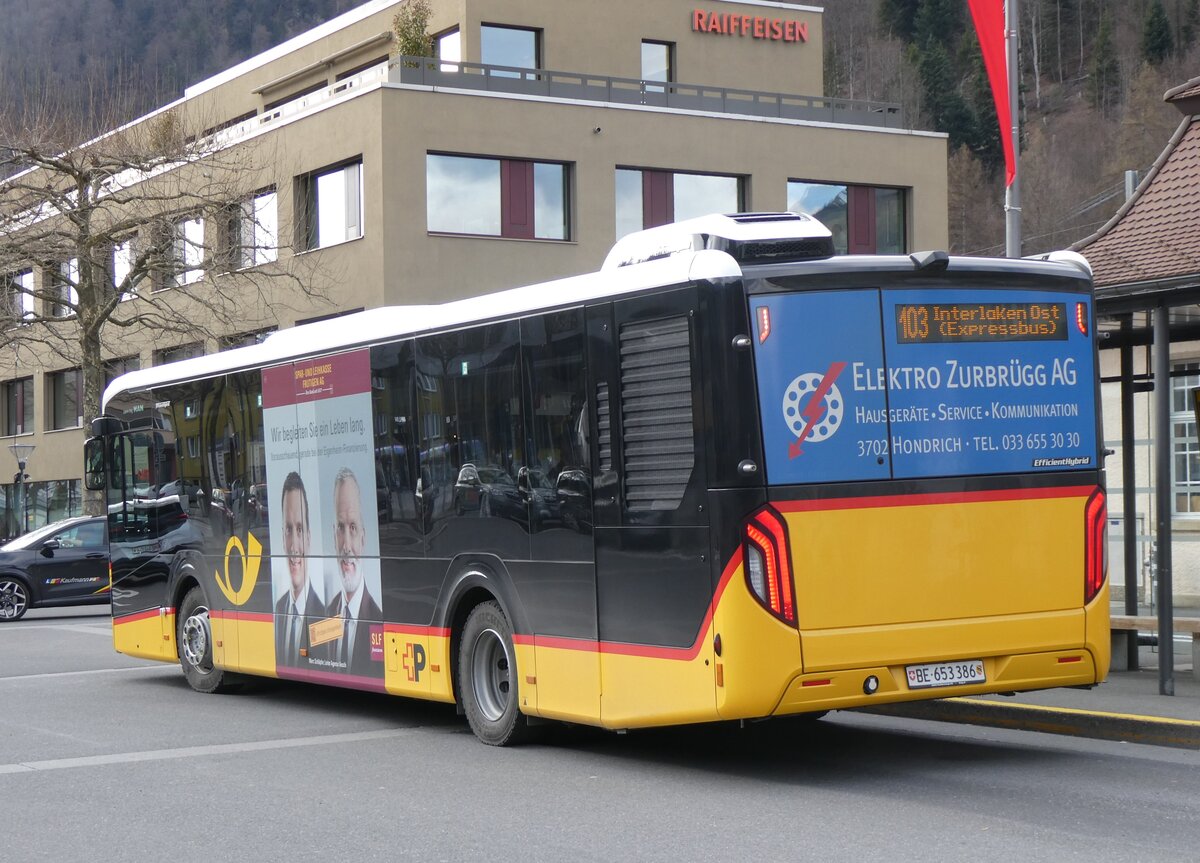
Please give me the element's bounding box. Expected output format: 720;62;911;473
181;607;212;671
470;627;512;722
0;582;27;620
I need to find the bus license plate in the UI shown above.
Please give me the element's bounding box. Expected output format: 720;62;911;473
905;659;985;690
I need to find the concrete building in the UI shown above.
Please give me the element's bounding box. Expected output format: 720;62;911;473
0;0;948;536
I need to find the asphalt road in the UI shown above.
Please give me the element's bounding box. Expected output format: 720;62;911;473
2;608;1198;863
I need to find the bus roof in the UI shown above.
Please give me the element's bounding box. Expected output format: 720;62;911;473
102;210;1093;410
102;248;742;408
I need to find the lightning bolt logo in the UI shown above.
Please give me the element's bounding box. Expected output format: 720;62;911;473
787;362;848;458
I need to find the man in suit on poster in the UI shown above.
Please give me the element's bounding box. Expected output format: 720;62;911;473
327;466;382;676
274;471;325;667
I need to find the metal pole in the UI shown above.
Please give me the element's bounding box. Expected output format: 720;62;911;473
1153;305;1175;695
1120;317;1139;670
1005;0;1022;257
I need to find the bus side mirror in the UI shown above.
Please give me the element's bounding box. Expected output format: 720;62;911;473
84;438;106;491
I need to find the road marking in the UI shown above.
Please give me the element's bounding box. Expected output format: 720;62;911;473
0;665;173;683
0;728;416;775
957;696;1200;728
0;624;115;637
0;622;112;633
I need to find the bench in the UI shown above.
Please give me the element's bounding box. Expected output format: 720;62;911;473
1109;615;1200;681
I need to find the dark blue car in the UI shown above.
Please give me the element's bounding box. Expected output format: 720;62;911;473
0;516;110;622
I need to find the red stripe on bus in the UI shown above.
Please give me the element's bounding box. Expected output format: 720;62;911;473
383;624;451;638
513;549;745;661
209;610;274;623
775;485;1095;513
113;608;168;625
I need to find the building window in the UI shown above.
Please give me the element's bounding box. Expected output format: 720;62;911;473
113;238;135;301
787;181;907;255
2;378;34;436
436;28;461;69
298;160;363;250
49;369;82;430
427;154;569;240
186;436;200;459
480;25;540;75
54;259;79;318
219;328;275;351
641;40;674;90
1171;363;1200;515
159;216;205;289
615;169;743;239
104;356;141;387
155;343;203;366
4;270;35;323
224;189;278;270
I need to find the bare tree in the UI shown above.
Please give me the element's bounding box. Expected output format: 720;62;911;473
0;86;330;512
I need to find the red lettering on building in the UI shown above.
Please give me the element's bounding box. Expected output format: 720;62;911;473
691;9;808;44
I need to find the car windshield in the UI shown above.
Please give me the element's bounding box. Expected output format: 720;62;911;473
1;518;88;551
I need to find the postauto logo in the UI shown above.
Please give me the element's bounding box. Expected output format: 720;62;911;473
783;361;848;458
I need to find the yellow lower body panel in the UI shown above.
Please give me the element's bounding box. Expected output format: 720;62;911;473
599;642;716;730
774;649;1098;716
383;629;454;703
113;609;177;662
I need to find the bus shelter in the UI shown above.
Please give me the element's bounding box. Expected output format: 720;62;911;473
1073;76;1200;695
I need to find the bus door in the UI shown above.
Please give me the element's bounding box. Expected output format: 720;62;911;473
589;287;716;729
106;426;177;659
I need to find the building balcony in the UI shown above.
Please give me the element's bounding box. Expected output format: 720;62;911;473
389;56;905;129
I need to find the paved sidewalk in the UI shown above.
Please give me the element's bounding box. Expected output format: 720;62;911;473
869;655;1200;749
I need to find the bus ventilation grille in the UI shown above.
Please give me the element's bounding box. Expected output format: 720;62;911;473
596;382;613;473
727;237;835;264
619;316;695;512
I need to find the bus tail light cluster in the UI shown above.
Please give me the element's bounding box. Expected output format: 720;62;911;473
744;506;796;626
1084;489;1107;603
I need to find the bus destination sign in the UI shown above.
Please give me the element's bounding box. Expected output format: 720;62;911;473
895;301;1067;344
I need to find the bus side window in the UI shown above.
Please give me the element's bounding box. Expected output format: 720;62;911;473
522;309;592;561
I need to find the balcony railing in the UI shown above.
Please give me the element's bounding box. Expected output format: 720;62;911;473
390;56;905;129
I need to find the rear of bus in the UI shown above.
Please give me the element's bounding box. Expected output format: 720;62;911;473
715;251;1107;720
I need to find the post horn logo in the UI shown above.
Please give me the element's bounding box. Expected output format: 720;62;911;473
214;532;262;607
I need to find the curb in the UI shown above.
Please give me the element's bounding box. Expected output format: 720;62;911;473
861;698;1200;750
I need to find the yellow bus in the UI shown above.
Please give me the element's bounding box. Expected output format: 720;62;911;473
87;213;1108;745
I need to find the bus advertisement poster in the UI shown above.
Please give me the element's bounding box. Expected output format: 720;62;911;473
753;287;1097;485
261;348;385;686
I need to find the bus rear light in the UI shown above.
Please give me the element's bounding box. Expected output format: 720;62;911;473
743;506;796;626
1084;489;1107;604
1075;303;1089;336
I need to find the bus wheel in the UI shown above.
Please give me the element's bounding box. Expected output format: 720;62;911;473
459;601;537;746
177;587;235;693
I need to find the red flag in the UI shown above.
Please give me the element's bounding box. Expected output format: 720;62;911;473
968;0;1015;187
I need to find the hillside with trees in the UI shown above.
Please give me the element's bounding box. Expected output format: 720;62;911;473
824;0;1200;254
2;0;1198;255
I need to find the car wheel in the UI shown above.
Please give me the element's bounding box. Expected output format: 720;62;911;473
177;586;239;693
0;576;30;622
458;600;539;746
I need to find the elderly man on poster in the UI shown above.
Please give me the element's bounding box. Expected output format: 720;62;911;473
275;471;326;667
327;466;382;675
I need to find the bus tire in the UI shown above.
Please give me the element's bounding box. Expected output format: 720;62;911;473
458;600;537;746
177;586;238;693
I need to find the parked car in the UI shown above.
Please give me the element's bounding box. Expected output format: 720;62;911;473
0;516;110;622
453;464;524;520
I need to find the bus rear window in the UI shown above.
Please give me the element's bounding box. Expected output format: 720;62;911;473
752;286;1098;485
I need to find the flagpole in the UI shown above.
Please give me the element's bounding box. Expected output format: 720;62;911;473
1005;0;1021;257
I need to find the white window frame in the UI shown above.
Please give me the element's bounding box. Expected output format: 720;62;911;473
1170;362;1200;516
238;189;279;268
55;258;80;318
172;216;205;287
306;161;363;250
113;239;135;302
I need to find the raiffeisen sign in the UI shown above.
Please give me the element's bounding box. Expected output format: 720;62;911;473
691;9;809;43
